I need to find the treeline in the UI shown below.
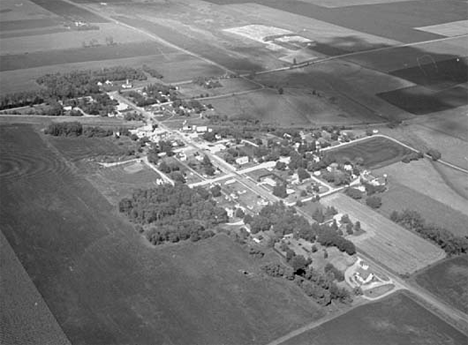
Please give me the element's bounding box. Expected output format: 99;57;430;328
390;209;468;255
119;184;228;245
262;259;351;305
0;66;146;110
45;122;115;137
142;64;164;79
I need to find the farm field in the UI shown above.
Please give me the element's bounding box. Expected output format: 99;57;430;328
0;23;151;55
280;291;468;345
0;231;71;345
0;41;175;72
324;136;413;169
378;182;468;237
415;256;468;315
209;87;353;128
0;124;323;345
0;0;58;21
321;193;445;275
375;160;468;217
0;52;223;95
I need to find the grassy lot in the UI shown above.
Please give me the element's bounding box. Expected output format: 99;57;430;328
0;0;58;21
321;193;445;275
415;256;468;314
375;160;468;217
88;162;161;205
179;78;261;98
325;136;413;169
0;231;71;345
29;0;109;23
281;291;468;345
0;124;323;345
378;182;468;237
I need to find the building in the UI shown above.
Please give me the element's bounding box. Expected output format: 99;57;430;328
235;156;249;165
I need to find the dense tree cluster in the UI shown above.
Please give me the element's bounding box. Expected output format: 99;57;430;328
119;184;228;245
127;83;178;107
366;195;382;209
390;209;468;255
426;149;442;161
142;64;164;79
193;76;222;89
45;122;83;136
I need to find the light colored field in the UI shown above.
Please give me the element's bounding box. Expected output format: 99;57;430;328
416;20;468;37
224;25;293;43
379;182;468;237
0;0;57;21
375;160;468;217
0;23;150;54
321;193;445;275
226;2;401;49
300;0;412;8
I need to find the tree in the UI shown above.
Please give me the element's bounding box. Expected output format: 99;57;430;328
210;184;222;197
345;187;363;199
426;149;442;161
312;208;325;223
235;208;245;219
354;221;361;232
366;196;382;209
278;87;284;95
297;168;311;182
273;184;288;198
290;255;311;275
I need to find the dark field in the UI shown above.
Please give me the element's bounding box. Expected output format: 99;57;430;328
0;42;173;72
377;85;468;115
324;136;412;169
281;292;468;345
389;57;468;91
208;0;464;43
0;18;60;31
0;124;323;345
29;0;109;23
0;27;67;39
416;256;468;314
0;231;71;345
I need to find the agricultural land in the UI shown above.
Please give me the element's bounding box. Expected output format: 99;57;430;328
1;0;468;344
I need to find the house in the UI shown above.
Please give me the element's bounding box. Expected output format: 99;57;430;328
235;156;249;165
195;125;208;133
122;79;132;89
355;269;373;285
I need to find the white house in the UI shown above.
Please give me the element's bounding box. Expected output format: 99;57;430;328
235;156;249;165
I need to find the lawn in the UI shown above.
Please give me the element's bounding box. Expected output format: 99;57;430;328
281;291;468;345
0;124;324;345
324;136;413;169
378;182;468;237
415;256;468;314
321;193;445;275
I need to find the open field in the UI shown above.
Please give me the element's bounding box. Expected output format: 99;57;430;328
0;124;323;345
0;0;58;21
325;136;413;169
0;23;151;55
29;0;109;23
281;291;468;345
416;20;468;37
0;41;175;72
375;160;468;217
209;87;354;127
415;256;468;315
321;193;445;275
0;231;71;345
378;182;468;237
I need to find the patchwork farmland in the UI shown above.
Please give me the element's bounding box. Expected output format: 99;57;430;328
321;193;445;275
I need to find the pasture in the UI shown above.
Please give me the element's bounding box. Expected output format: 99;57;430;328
324;136;413;169
375;160;468;217
28;0;108;23
281;291;468;345
0;124;323;345
0;0;57;21
321;193;445;275
415;256;468;314
378;182;468;237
